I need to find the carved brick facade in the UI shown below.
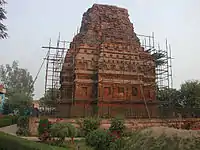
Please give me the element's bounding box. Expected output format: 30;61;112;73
57;4;158;118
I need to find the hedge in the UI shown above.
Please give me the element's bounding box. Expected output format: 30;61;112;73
0;115;18;127
0;132;67;150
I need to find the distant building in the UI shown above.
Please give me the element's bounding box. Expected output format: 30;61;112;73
0;84;6;113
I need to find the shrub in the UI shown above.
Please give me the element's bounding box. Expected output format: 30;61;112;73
38;118;51;141
66;123;77;144
82;117;100;136
0;115;19;127
0;118;12;127
16;128;30;136
16;116;30;136
50;122;69;143
109;117;125;136
50;122;77;144
85;129;113;150
17;116;29;128
3;115;19;124
38;118;51;135
109;138;126;150
0;131;66;150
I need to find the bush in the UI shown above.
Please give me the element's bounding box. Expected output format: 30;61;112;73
50;122;69;143
109;117;125;136
38;118;51;135
0;118;12;127
86;129;113;150
109;138;126;150
17;116;29;128
82;117;100;136
38;118;51;141
16;116;30;136
0;115;19;127
16;128;30;136
3;115;19;124
50;122;77;144
0;131;67;150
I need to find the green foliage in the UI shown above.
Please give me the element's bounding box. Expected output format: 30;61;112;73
180;80;200;108
66;123;77;138
157;87;182;107
85;129;113;150
0;131;67;150
38;118;51;136
50;122;69;142
0;0;8;39
16;128;30;136
0;115;18;127
0;118;11;127
109;117;125;136
157;80;200;117
40;88;59;107
151;52;166;67
0;61;34;112
109;138;126;150
82;117;101;136
122;131;200;150
16;116;30;136
17;116;29;128
3;115;18;124
2;102;12;115
50;122;77;144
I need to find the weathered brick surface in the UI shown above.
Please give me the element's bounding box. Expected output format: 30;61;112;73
59;4;156;117
29;117;200;135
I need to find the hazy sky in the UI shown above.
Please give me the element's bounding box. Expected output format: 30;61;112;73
0;0;200;99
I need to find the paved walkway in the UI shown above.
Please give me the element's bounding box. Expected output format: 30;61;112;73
0;124;17;136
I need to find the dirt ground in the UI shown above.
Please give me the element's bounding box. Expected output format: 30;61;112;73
142;126;200;138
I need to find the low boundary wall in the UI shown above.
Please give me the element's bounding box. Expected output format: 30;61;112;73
28;117;200;136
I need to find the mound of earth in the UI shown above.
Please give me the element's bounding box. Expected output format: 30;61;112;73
122;127;200;150
142;126;200;138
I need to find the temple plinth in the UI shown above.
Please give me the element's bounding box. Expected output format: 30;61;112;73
57;4;157;118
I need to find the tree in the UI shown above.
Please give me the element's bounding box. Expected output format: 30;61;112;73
157;87;182;108
0;0;8;39
151;52;166;67
40;88;59;107
180;80;200;108
0;61;34;111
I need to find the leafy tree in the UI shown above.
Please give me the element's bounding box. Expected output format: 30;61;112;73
0;0;8;39
151;52;166;67
157;87;182;108
180;80;200;108
0;61;34;111
40;88;59;107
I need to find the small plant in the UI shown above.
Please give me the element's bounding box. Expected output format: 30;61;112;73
50;122;77;145
82;117;100;136
16;116;30;136
17;116;29;128
86;129;113;150
109;117;125;137
66;123;76;144
38;118;51;141
16;128;30;136
109;138;126;150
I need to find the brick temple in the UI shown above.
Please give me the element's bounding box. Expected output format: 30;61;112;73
57;4;158;118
